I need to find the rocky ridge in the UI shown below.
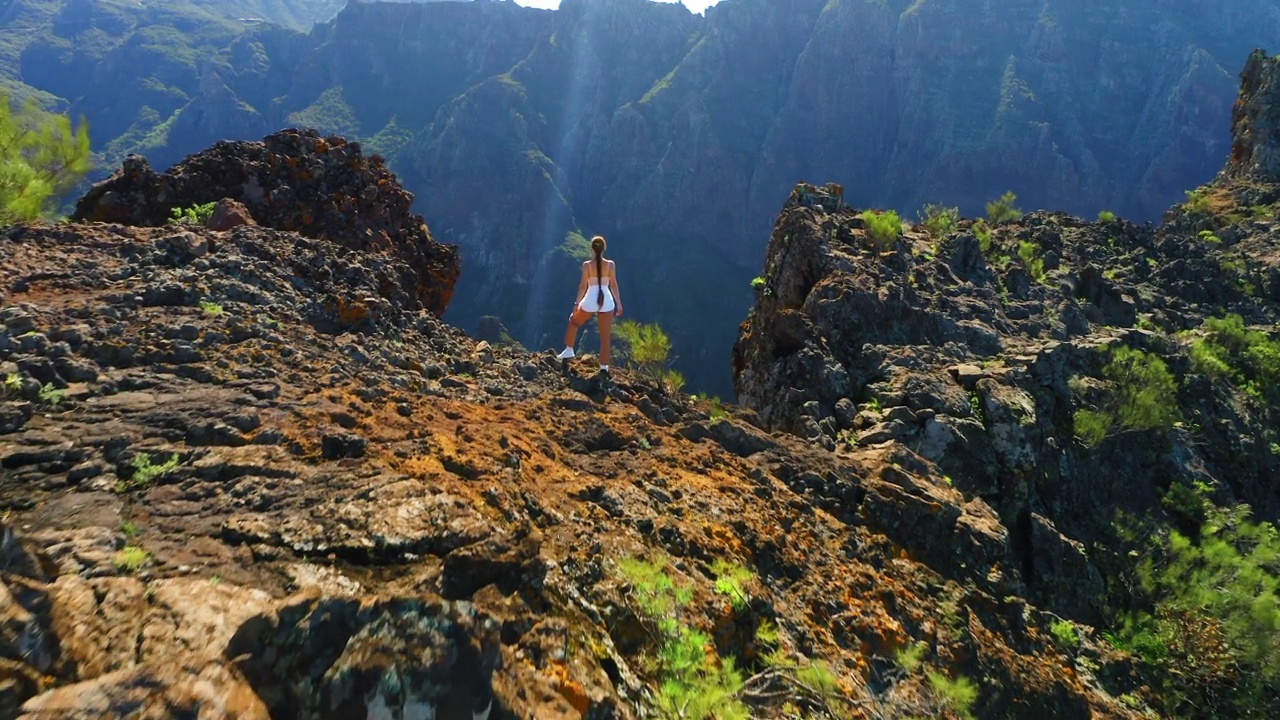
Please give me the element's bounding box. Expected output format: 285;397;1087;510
72;128;461;317
0;221;1144;719
734;51;1280;642
0;144;1165;718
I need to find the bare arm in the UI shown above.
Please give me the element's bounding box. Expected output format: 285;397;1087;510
574;263;588;307
610;261;623;316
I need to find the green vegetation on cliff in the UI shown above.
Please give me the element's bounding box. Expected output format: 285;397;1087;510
619;557;750;720
616;320;684;394
1185;314;1280;403
1110;502;1280;718
1073;346;1180;447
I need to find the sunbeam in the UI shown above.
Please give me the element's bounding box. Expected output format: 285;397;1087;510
519;7;597;345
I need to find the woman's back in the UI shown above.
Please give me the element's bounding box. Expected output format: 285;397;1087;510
584;259;614;284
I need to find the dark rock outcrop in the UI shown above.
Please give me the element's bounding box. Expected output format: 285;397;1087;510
73;129;460;315
1229;50;1280;181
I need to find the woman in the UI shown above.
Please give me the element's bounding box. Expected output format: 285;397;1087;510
556;235;623;370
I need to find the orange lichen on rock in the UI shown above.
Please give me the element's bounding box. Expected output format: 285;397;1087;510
335;298;370;324
702;522;749;559
545;662;591;716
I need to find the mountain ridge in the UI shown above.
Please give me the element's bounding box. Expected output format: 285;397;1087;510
6;0;1279;394
2;48;1280;719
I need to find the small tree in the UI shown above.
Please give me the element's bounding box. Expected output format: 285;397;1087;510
919;204;960;239
615;320;683;395
1073;346;1180;446
860;210;901;250
985;191;1021;225
0;96;91;223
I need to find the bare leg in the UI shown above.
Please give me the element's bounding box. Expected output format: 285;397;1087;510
598;312;613;366
564;308;592;348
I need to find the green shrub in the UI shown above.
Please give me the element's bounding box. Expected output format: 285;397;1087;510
615;320;687;396
116;452;181;492
795;661;839;696
894;641;926;673
1197;229;1222;245
1072;408;1111;447
1017;240;1046;283
169;201;216;224
920;204;960;239
1098;210;1117;222
711;560;753;612
1184;188;1212;215
661;369;685;396
1049;619;1080;650
617;557;749;720
860;210;901;250
971;219;994;255
1109;348;1180;430
0;95;91;223
985;191;1021;225
114;545;150;573
1186;314;1280;402
705;396;728;421
925;670;978;720
200;300;223;316
1160;480;1210;529
750;276;765;290
616;321;671;371
1109;504;1280;718
1072;346;1180;445
37;382;66;407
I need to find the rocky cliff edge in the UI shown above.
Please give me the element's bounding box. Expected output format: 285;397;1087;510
73;128;460;316
0;145;1156;719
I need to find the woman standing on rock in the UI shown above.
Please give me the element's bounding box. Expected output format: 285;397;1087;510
557;235;623;371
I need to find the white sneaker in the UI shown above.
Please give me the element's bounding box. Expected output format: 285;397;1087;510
556;347;575;360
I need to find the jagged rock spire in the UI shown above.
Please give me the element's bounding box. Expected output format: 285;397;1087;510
1229;49;1280;181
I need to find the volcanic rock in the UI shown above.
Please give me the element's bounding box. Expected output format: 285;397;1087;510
1228;49;1280;181
72;129;459;315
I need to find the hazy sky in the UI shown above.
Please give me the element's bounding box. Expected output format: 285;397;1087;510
514;0;723;12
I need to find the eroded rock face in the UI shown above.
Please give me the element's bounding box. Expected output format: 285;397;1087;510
72;129;460;315
227;593;500;720
1;529;503;720
1229;50;1280;181
733;170;1280;626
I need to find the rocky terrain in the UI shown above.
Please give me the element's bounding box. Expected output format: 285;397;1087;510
0;217;1148;719
6;0;1280;394
72;127;460;316
2;40;1280;720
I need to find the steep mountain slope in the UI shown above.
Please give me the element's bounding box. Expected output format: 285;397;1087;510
2;50;1280;720
393;0;1280;394
5;0;1279;395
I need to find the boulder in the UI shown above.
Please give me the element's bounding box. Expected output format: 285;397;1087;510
205;199;256;232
